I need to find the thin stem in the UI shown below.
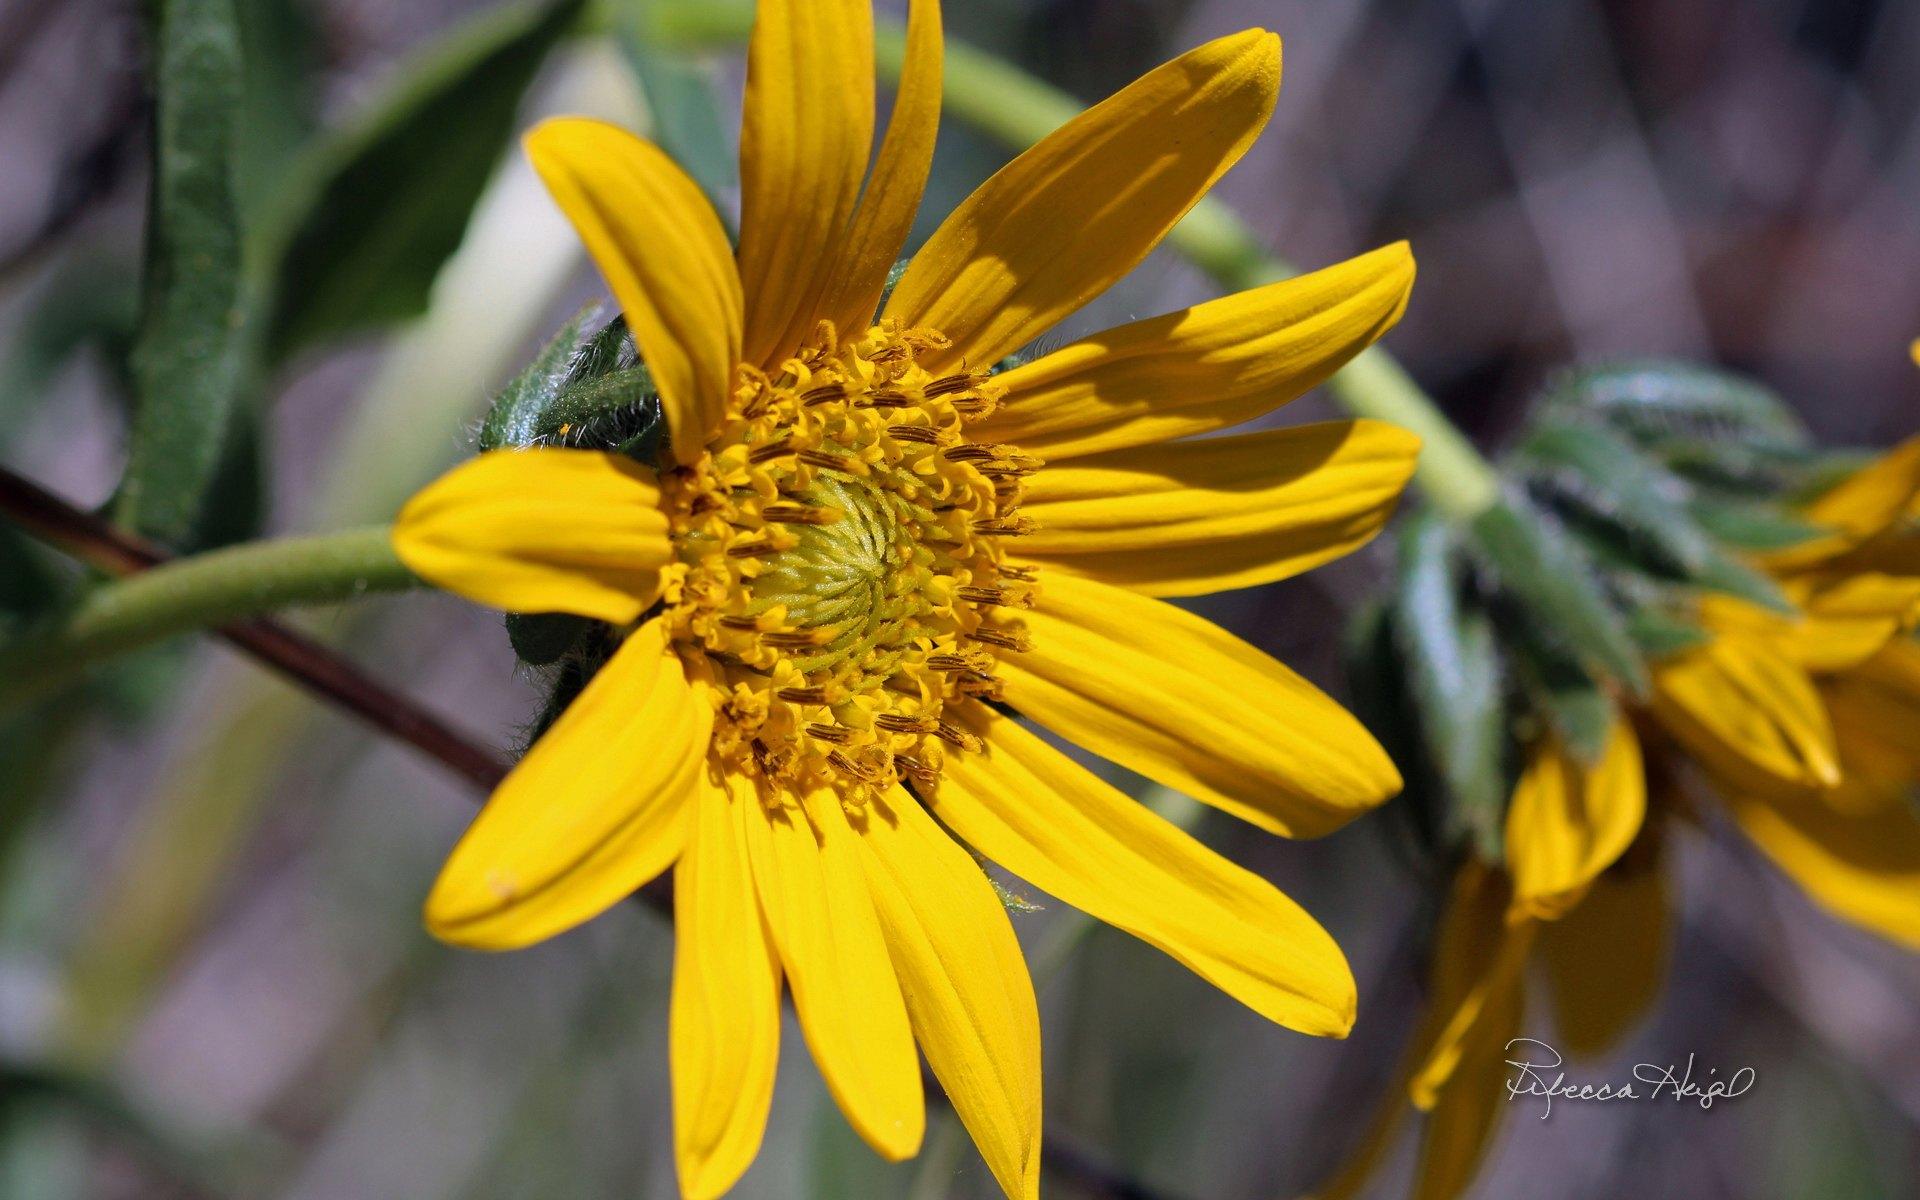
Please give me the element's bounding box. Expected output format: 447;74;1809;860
656;2;1504;520
5;525;415;707
0;466;508;790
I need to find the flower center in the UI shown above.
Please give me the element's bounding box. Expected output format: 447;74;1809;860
658;319;1037;796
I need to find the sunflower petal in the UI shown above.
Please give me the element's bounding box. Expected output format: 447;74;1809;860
1726;784;1920;952
976;244;1415;459
1504;721;1646;921
998;572;1399;836
671;766;782;1200
1762;434;1920;570
1014;420;1418;596
743;783;924;1159
885;29;1281;371
393;448;670;623
1649;632;1840;796
852;788;1041;1200
1538;840;1669;1058
816;0;943;338
424;621;706;948
737;0;875;367
525;119;742;465
931;702;1356;1036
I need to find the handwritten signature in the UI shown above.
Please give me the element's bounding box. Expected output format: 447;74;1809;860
1503;1038;1756;1118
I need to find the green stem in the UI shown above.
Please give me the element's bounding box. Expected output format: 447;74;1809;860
2;526;413;709
653;2;1503;518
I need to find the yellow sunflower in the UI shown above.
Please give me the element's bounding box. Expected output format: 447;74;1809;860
1314;436;1920;1200
391;3;1420;1196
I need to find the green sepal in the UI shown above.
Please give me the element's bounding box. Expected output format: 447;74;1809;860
505;611;589;667
483;309;664;671
1503;627;1617;765
1687;494;1831;552
1517;420;1718;576
1390;512;1508;858
1341;600;1454;861
1626;606;1710;659
1465;493;1649;697
1544;360;1809;451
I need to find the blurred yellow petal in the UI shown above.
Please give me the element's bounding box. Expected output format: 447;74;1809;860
1650;632;1840;796
885;29;1280;372
1504;722;1646;921
930;702;1357;1036
672;767;782;1200
1410;865;1533;1109
1538;838;1669;1058
743;784;924;1160
425;621;706;949
999;572;1399;837
852;788;1041;1200
816;0;943;338
737;0;875;367
525;119;741;465
1764;435;1920;570
1699;575;1920;674
1726;785;1920;952
393;448;669;623
1414;971;1523;1200
1014;420;1417;596
977;244;1415;459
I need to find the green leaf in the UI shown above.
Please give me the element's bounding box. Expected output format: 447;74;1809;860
616;3;737;220
115;0;252;547
260;0;585;361
1390;512;1507;858
1466;494;1648;696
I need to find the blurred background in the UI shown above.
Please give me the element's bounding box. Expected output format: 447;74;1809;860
1;0;1917;1197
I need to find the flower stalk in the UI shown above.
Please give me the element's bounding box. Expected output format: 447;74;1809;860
0;484;418;711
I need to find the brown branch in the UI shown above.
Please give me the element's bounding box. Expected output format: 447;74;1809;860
0;465;508;792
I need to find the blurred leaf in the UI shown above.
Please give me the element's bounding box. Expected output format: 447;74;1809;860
0;257;139;427
615;1;737;218
233;0;321;219
1546;360;1808;451
260;0;585;361
1390;512;1506;857
1466;494;1648;696
115;0;251;547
